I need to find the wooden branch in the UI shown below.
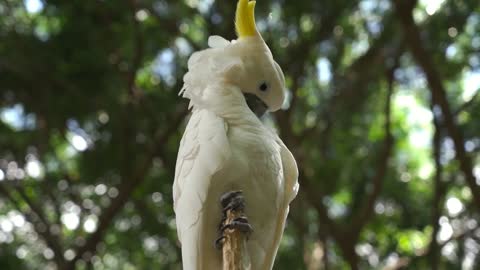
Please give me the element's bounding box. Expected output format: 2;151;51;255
218;191;252;270
222;207;250;270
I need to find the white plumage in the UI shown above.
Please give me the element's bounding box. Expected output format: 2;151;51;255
173;2;299;269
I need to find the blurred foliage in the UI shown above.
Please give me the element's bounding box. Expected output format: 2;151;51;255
1;0;480;269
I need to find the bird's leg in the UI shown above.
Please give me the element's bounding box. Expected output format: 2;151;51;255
215;190;253;250
220;190;244;210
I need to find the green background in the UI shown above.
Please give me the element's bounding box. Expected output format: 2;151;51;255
0;0;479;269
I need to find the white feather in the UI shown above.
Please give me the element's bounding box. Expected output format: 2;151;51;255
173;108;231;270
208;35;231;48
174;36;298;270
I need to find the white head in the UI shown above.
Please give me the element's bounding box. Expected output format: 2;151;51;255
222;37;286;116
181;0;286;118
226;0;285;116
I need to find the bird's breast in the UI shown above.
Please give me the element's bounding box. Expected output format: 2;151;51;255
202;123;285;268
220;125;284;227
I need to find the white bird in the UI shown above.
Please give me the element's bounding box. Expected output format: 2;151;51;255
173;0;299;269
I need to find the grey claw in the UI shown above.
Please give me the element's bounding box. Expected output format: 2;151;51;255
216;190;253;247
220;217;253;234
220;190;243;208
221;191;246;214
214;235;225;249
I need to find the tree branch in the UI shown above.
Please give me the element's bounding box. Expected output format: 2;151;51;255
349;62;396;239
454;90;479;116
0;184;66;267
426;109;447;270
64;105;188;269
393;0;480;210
127;0;144;98
299;173;340;241
62;4;190;263
299;25;402;146
221;196;250;270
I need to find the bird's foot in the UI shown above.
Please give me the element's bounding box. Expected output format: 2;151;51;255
220;216;253;234
214;235;225;250
220;190;245;213
215;190;253;250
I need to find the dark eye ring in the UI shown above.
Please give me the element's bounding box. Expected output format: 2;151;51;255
259;82;268;92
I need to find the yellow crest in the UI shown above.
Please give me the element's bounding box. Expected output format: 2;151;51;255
235;0;257;38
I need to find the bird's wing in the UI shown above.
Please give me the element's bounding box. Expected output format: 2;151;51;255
262;138;299;270
173;108;230;270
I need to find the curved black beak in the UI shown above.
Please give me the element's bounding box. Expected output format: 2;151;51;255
244;93;268;118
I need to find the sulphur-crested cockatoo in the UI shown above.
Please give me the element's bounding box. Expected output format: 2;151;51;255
173;0;299;269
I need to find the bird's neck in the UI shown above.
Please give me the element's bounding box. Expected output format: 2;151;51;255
194;84;263;127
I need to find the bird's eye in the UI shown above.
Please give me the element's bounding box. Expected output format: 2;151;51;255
259;82;268;92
